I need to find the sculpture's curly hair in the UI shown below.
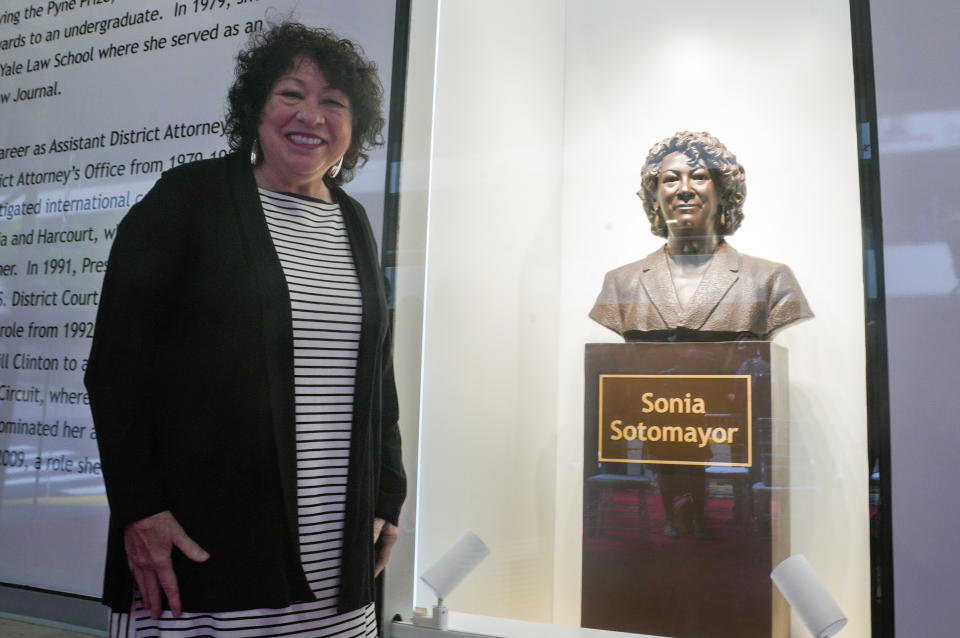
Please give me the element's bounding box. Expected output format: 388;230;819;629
638;131;746;237
225;22;384;185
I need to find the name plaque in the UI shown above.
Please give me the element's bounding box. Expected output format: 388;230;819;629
598;374;752;467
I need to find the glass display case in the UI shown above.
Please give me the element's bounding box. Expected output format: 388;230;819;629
385;1;880;637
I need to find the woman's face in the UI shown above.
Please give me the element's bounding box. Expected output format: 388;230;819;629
655;151;720;238
255;56;352;196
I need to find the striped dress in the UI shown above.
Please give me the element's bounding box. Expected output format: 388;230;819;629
109;189;375;638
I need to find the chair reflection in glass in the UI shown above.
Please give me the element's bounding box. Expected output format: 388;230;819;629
585;462;652;535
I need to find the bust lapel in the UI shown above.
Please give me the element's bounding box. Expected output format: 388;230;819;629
680;242;741;329
639;246;683;328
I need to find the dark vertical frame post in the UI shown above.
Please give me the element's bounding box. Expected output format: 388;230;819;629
848;1;894;636
375;0;412;629
380;0;412;309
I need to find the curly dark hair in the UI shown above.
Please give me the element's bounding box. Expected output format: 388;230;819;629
638;131;747;238
226;22;385;185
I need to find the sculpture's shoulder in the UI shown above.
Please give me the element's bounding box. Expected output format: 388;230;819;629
602;248;663;283
734;250;794;278
727;244;814;331
590;248;666;336
731;248;803;291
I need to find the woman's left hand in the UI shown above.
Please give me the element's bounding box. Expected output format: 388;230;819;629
373;517;399;576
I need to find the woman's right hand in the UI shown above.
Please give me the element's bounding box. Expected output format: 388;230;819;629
123;510;210;619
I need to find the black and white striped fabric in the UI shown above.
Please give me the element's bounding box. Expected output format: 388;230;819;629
109;189;372;637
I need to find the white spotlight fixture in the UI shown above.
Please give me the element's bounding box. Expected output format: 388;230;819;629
771;554;847;638
412;531;490;630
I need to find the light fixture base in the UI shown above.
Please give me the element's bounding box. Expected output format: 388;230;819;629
412;602;449;630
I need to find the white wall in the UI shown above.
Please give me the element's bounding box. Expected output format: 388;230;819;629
410;0;567;621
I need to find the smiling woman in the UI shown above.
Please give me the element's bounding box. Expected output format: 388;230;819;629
253;57;353;200
85;21;404;638
226;22;385;187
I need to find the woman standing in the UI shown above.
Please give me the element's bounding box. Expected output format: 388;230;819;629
86;23;405;636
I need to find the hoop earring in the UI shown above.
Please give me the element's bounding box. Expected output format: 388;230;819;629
329;156;344;178
720;210;727;230
249;138;260;166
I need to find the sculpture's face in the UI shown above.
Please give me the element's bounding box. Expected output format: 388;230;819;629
656;151;719;238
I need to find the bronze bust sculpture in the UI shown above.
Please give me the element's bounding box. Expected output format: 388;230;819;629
590;131;813;341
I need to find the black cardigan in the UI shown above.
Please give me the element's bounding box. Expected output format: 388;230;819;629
85;152;405;613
